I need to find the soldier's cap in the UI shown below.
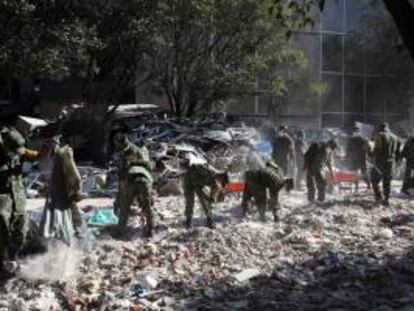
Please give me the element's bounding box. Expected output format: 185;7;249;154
327;139;338;149
279;125;287;131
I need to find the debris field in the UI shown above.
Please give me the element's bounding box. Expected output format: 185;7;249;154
2;187;414;311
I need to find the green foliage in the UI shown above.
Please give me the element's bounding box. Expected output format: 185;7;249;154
0;0;101;78
146;0;319;115
0;0;320;116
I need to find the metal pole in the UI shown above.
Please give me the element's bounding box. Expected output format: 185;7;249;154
254;50;259;114
342;0;346;127
319;9;323;129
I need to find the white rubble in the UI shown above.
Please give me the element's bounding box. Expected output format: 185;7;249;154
2;187;414;310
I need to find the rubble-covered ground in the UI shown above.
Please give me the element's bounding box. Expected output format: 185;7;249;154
2;186;414;311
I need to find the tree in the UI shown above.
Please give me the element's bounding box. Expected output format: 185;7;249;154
0;1;100;80
141;0;319;116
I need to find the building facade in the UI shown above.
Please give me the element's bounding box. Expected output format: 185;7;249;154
238;0;411;130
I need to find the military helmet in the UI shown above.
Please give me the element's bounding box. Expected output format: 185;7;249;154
266;160;280;171
2;128;26;154
327;139;338;150
352;124;360;132
279;125;287;131
123;141;139;157
379;122;389;131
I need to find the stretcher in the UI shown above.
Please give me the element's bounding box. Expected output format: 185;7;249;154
227;181;245;192
326;170;359;183
326;170;361;192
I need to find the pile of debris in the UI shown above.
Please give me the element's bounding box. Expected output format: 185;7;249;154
2;189;414;310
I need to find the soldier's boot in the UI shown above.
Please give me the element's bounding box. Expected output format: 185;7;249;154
382;198;390;207
0;250;4;273
240;203;249;218
185;215;193;229
317;194;325;203
258;205;266;222
2;248;20;276
272;211;279;222
71;205;83;228
307;191;315;203
373;185;382;204
206;216;215;229
143;217;153;238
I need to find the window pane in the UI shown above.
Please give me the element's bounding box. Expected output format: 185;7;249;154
345;0;365;33
344;76;363;113
366;77;385;113
322;73;342;112
322;34;343;72
344;114;364;129
322;0;344;32
321;113;342;128
294;33;321;73
345;34;364;73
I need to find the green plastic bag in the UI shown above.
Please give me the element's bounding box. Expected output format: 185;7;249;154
87;207;119;226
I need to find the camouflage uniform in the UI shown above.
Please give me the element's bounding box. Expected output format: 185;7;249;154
401;136;414;194
294;131;308;190
304;140;337;202
371;124;400;205
346;128;371;189
241;162;291;222
0;129;34;270
183;164;227;229
116;140;153;237
113;153;129;217
272;127;295;176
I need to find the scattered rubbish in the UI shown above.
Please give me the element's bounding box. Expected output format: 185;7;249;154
3;116;414;310
233;268;261;283
139;275;159;290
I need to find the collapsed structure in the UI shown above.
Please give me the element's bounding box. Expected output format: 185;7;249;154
1;111;414;311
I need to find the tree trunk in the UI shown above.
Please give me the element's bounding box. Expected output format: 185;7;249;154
383;0;414;60
85;102;109;166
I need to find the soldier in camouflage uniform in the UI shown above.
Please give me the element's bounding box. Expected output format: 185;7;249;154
401;136;414;194
116;137;154;237
304;139;338;203
183;164;228;229
371;123;401;206
272;126;295;176
294;130;308;190
0;128;40;273
241;161;293;222
113;138;130;218
346;125;371;190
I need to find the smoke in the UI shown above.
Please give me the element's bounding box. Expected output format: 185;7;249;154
19;240;82;281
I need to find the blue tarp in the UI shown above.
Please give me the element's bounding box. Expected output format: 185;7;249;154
253;140;272;157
